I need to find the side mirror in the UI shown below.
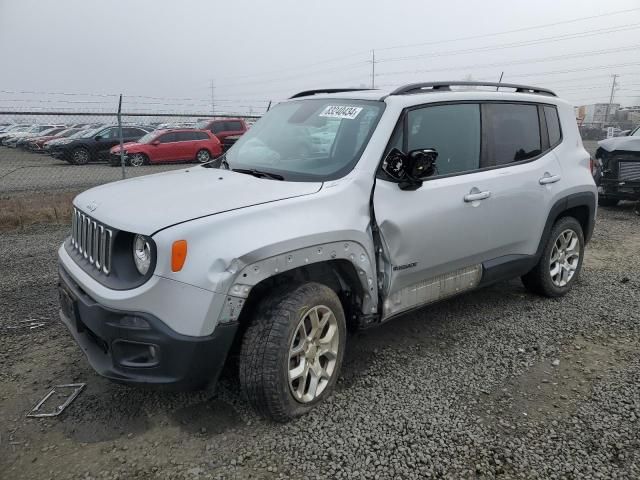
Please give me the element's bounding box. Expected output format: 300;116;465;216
151;140;160;146
381;148;438;190
94;135;102;141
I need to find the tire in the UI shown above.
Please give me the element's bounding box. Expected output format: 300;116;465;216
71;147;91;165
598;197;619;207
522;216;585;297
195;149;211;163
239;282;346;422
128;153;148;167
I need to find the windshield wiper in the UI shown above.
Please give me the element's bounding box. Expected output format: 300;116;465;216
202;152;229;169
232;168;284;181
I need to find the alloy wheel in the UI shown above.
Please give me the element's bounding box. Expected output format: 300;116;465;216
129;153;145;167
73;149;89;165
549;229;581;287
196;150;210;163
288;305;339;403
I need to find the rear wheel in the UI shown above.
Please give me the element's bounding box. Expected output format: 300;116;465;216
598;197;619;207
239;282;346;422
71;147;90;165
128;153;148;167
522;216;584;297
195;149;211;163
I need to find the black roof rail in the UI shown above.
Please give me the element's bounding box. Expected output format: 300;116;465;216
390;81;556;97
289;88;374;99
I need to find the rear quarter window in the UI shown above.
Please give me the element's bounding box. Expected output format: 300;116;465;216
544;106;562;147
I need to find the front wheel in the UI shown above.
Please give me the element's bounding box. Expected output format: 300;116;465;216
195;149;211;163
522;216;584;297
239;283;346;422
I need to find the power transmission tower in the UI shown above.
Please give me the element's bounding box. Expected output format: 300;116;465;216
210;80;215;115
604;74;618;127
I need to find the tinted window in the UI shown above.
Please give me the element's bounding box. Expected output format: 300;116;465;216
194;131;209;140
484;104;541;166
544;106;561;147
211;122;226;134
122;127;144;138
407;104;481;176
227;121;243;131
97;127;118;139
159;133;176;143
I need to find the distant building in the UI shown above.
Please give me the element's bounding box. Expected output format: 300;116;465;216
575;103;620;125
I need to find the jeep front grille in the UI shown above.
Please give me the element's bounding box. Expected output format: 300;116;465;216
619;161;640;182
71;208;113;274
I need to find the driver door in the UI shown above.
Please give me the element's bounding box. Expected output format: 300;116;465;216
373;103;497;318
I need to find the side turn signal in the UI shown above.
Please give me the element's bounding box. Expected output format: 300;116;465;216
171;240;188;272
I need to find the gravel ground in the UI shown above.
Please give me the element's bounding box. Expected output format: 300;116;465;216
0;201;638;479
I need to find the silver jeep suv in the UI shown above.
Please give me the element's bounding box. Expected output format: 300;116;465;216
58;82;596;421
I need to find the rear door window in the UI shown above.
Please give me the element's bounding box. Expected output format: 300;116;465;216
175;132;193;142
159;132;176;143
483;103;541;166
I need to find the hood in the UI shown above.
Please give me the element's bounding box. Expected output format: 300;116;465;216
598;136;640;153
74;167;323;235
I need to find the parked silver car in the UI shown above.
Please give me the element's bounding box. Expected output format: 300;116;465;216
57;82;596;421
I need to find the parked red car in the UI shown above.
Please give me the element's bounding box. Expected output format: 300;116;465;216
27;127;82;152
194;118;248;150
109;129;222;166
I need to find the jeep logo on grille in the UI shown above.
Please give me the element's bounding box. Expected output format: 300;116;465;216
86;201;98;212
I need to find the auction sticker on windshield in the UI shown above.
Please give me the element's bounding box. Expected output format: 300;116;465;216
319;105;363;120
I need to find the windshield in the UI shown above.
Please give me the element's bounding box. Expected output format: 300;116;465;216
137;132;157;144
195;120;210;129
631;126;640;137
224;99;384;181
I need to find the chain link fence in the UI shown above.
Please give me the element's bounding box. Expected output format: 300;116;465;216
0;110;260;228
0;111;260;196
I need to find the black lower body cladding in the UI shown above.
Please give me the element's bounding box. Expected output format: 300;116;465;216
58;265;238;389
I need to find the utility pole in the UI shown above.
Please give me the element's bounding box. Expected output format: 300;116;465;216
371;50;376;89
604;74;618;127
210;80;215;116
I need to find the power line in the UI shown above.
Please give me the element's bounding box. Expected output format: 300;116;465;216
376;45;640;78
374;7;640;53
377;24;640;64
204;7;640;84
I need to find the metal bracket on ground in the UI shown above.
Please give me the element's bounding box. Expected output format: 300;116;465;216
26;383;86;418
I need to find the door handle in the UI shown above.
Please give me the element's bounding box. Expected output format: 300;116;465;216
539;174;561;185
463;190;491;202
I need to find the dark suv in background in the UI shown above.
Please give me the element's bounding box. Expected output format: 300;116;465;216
49;125;151;165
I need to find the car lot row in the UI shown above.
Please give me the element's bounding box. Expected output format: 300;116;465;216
0;118;249;166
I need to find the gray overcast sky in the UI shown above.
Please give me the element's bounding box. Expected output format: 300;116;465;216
0;0;639;114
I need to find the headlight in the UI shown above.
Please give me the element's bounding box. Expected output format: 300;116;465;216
133;234;152;275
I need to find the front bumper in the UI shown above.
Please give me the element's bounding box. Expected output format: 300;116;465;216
58;265;238;389
598;179;640;201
